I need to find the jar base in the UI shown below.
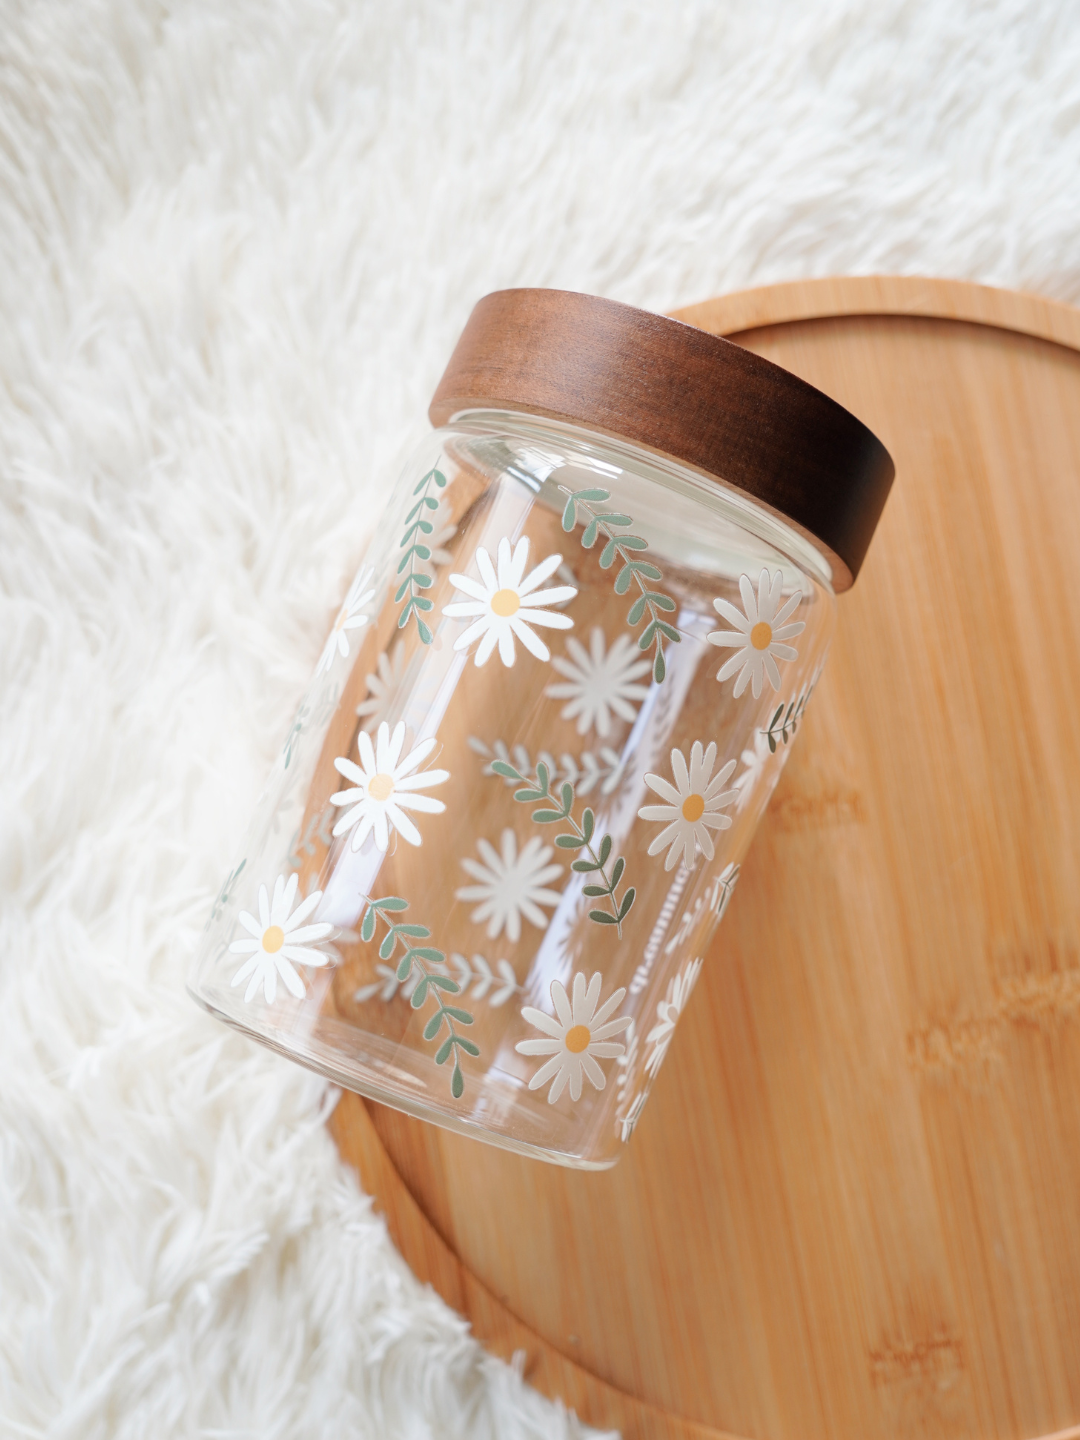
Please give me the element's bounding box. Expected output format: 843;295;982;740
187;986;620;1172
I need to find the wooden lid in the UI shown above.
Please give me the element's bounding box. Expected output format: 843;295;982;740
429;289;895;590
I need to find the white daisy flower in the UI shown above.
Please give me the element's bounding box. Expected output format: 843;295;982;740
229;873;335;1004
443;536;577;667
455;828;564;943
638;740;739;871
330;720;449;852
516;971;632;1104
355;641;407;734
707;568;806;698
318;565;377;674
546;626;652;737
734;729;772;811
645;956;703;1078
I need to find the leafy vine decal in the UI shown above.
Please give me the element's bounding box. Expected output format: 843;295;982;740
559;484;680;683
358;893;477;1096
286;801;336;872
282;682;340;770
450;953;521;1004
354;960;421;1005
468;735;627;797
206;858;246;930
396;465;447;643
760;667;823;752
283;703;310;769
489;757;636;934
356;952;521;1008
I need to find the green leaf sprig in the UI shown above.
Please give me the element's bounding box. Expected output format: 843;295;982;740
396;466;447;644
358;893;477;1097
559;485;679;684
207;858;246;929
282;703;309;769
490;759;635;935
468;735;626;798
761;670;821;753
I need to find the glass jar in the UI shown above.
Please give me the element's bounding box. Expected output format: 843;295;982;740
189;290;893;1168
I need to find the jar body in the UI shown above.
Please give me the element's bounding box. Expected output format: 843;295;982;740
189;412;836;1167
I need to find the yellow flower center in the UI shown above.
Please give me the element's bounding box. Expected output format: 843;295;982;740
565;1024;591;1054
490;588;520;618
750;621;773;651
367;772;395;802
681;793;705;822
262;925;285;954
333;605;348;631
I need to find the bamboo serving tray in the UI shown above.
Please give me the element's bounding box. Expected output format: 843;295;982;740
331;276;1080;1440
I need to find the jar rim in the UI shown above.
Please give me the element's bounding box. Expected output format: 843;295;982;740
429;288;894;591
444;408;838;592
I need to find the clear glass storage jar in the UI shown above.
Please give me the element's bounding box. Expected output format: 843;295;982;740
189;289;894;1168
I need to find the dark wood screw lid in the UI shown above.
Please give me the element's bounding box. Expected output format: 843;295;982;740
429;288;895;590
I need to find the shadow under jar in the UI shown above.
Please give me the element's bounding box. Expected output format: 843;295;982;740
189;289;894;1168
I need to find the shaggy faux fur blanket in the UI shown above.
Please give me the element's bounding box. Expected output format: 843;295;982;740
2;2;1079;1435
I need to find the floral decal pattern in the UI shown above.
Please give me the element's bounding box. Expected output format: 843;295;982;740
546;626;651;737
229;873;335;1004
357;894;477;1097
645;956;703;1078
559;483;680;683
733;730;772;811
638;741;739;871
356;640;408;734
318;565;376;674
356;951;521;1009
444;536;577;667
516;972;632;1104
218;447;822;1124
455;829;564;942
470;736;626;797
489;755;636;932
396;465;447;643
331;720;448;852
708;568;805;697
760;662;824;752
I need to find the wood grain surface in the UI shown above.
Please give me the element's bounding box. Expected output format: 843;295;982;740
331;277;1080;1440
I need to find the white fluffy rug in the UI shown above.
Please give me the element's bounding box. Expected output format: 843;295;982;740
3;2;1079;1435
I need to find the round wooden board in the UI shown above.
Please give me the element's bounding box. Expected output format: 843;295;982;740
330;276;1080;1440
